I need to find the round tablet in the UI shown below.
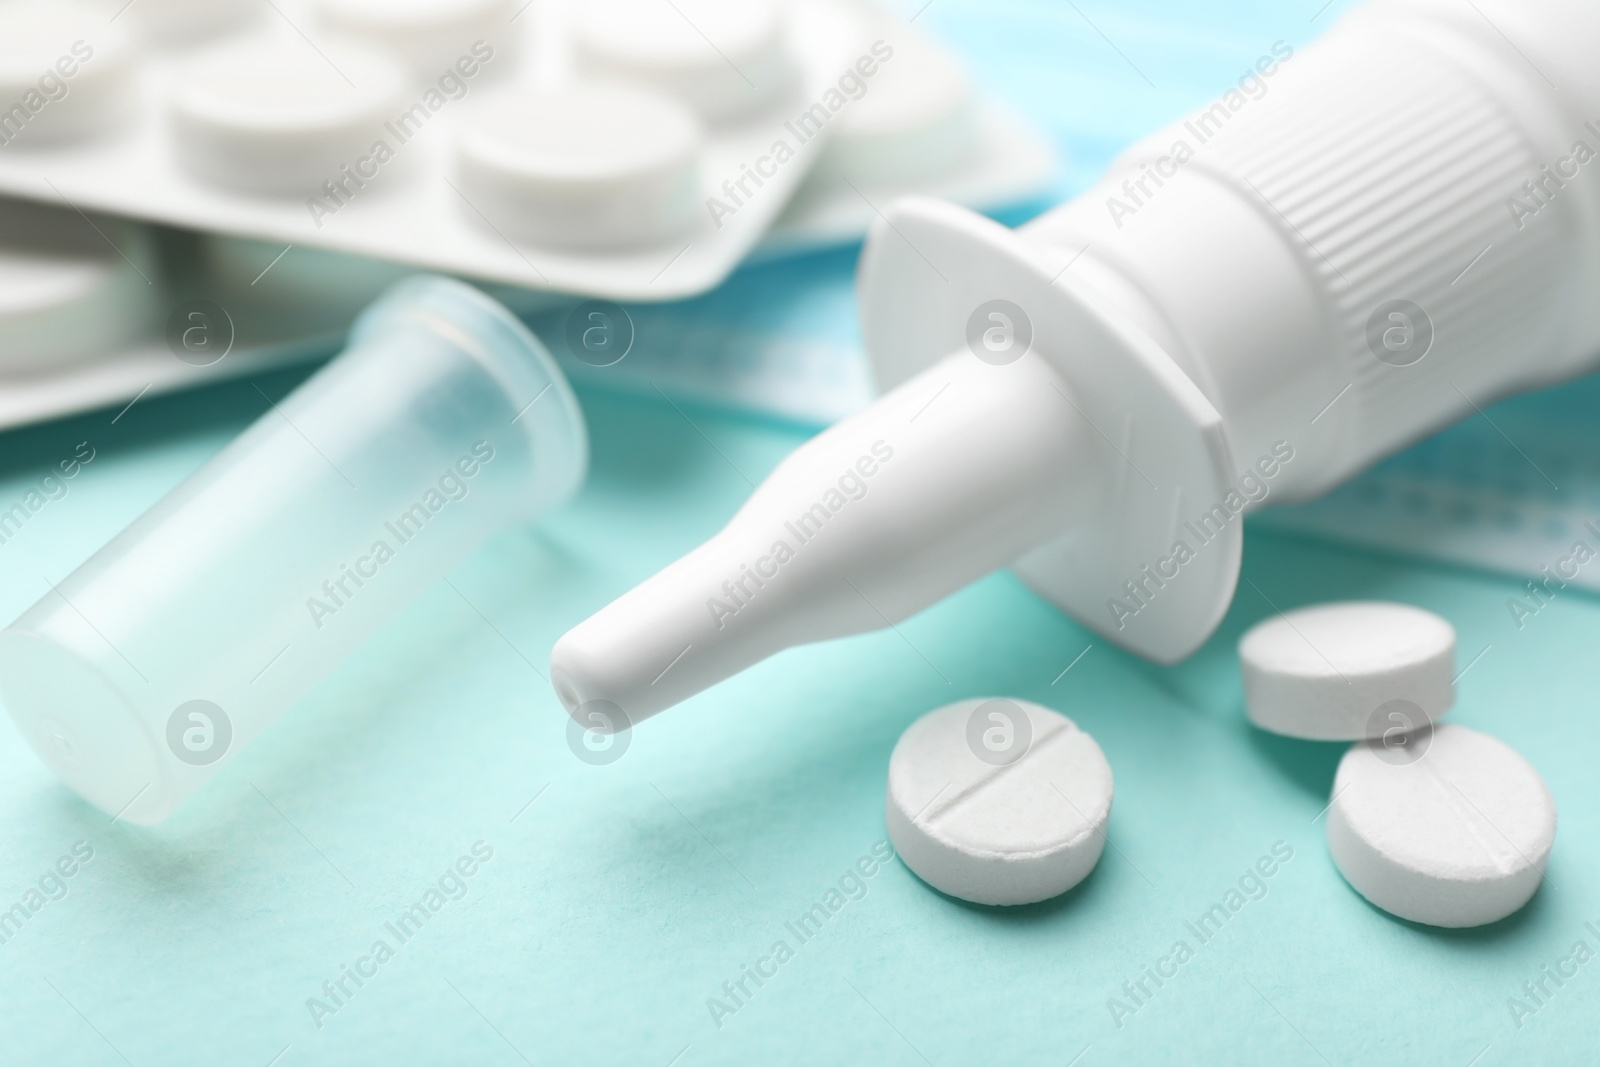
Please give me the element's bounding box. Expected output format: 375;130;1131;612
0;4;135;146
1239;601;1455;740
814;35;976;184
570;0;793;124
0;199;159;376
885;698;1113;906
454;83;702;249
310;0;518;78
1326;724;1555;927
170;36;407;196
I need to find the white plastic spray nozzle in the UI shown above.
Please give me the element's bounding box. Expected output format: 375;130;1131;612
552;350;1103;723
556;0;1600;725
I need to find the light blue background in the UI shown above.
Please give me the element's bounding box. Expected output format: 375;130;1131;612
5;2;1599;1065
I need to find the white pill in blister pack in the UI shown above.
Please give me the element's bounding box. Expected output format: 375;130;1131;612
1239;601;1456;741
1326;724;1555;928
454;82;703;249
571;0;794;124
0;4;134;145
885;698;1113;906
811;32;975;186
171;37;411;195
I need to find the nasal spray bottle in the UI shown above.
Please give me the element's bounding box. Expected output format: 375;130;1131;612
553;0;1600;725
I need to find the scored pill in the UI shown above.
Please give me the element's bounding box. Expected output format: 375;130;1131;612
885;698;1113;906
1326;723;1556;928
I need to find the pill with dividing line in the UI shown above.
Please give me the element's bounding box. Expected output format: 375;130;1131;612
1326;723;1555;928
885;698;1113;906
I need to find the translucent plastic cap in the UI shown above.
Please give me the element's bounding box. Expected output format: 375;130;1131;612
0;275;587;825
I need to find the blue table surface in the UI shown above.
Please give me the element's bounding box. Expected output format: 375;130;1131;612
7;2;1600;1065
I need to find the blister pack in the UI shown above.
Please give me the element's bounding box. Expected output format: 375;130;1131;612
0;203;865;432
0;0;896;300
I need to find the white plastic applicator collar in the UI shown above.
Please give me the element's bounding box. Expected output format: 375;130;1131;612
551;351;1100;723
553;193;1239;724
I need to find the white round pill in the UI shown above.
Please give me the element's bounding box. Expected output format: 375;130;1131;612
1326;724;1555;928
570;0;793;124
1239;601;1455;740
0;199;159;375
885;698;1113;906
310;0;517;79
0;4;135;146
454;82;702;249
170;36;408;196
814;35;976;184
